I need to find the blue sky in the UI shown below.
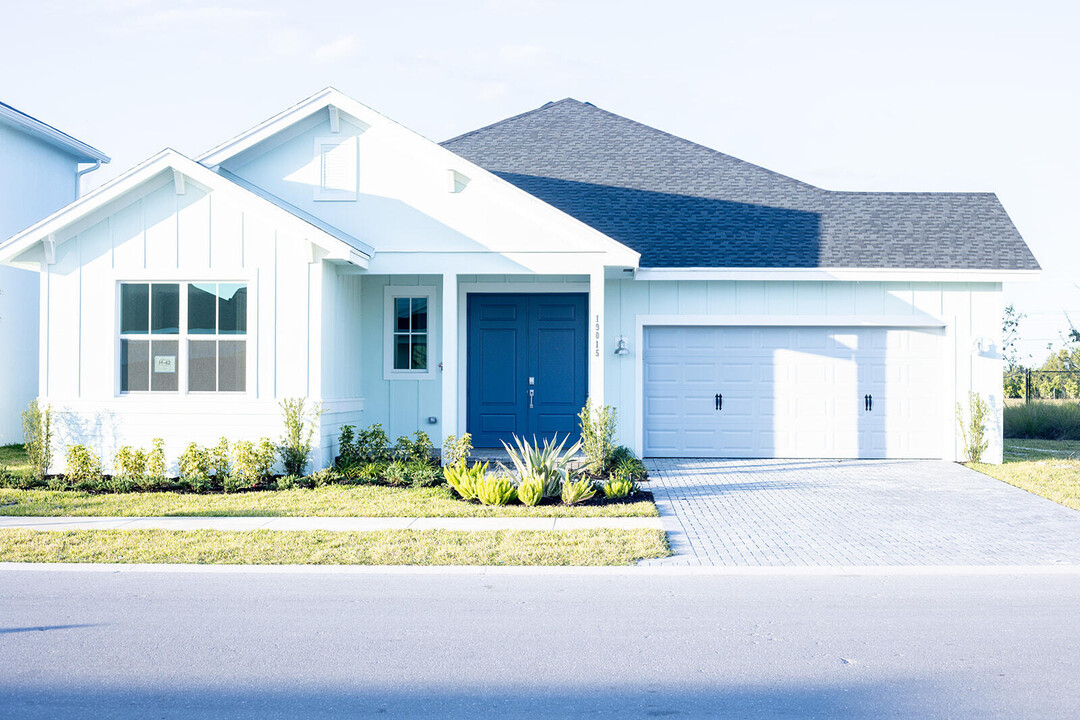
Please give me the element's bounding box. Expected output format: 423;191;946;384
3;0;1076;363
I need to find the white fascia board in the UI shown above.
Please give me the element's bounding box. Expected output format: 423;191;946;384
0;148;371;267
0;103;110;163
196;88;641;267
633;267;1041;283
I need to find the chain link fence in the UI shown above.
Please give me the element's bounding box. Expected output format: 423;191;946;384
1005;369;1080;402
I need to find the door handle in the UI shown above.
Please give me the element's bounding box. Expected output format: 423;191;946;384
528;388;534;409
864;394;873;412
715;393;722;411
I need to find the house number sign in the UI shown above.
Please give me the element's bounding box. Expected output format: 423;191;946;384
594;315;601;357
154;356;176;374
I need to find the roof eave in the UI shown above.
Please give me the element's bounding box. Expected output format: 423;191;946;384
0;103;110;163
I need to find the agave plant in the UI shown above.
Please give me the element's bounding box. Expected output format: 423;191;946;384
501;434;581;498
561;476;597;505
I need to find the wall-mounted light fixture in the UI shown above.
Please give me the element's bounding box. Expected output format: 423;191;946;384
973;337;993;354
614;336;630;356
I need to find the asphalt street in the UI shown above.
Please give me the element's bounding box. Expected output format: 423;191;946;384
1;566;1078;718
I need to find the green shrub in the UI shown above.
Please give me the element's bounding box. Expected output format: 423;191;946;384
178;442;213;485
956;391;990;463
102;474;137;493
406;461;441;487
280;397;322;476
475;474;517;506
561;476;597;505
602;475;636;500
393;430;435;464
342;461;388;483
310;468;342;487
136;474;175;492
212;437;231;479
65;444;102;485
384;460;409;486
441;433;473;467
579;398;617;475
114;446;148;478
222;474;247;494
275;474;302;490
1004;401;1080;440
179;475;212;493
147;438;167;478
21;399;52;481
232;439;275;487
502;433;579;498
444;460;487;501
516;473;545;506
0;471;41;490
607;446;647;479
342;424;391;464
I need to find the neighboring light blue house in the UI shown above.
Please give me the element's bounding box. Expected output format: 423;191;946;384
0;89;1037;470
0;102;109;443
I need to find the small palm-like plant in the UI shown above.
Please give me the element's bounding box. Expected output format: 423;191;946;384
444;460;488;501
516;472;545;506
501;434;580;498
561;476;597;505
475;473;517;506
601;475;636;500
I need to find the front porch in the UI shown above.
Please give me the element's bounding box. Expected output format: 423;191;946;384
329;270;611;453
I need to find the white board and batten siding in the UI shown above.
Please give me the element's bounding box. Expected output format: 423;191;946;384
40;178;344;474
604;279;1004;463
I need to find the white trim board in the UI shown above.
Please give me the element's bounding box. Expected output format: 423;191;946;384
634;267;1040;283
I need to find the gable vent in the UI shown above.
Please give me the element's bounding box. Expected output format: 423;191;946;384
314;136;357;201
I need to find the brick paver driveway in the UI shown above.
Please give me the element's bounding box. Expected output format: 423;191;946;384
642;458;1080;566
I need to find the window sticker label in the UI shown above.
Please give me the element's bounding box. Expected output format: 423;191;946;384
154;356;176;374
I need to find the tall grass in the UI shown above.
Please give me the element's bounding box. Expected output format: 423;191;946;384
1004;401;1080;441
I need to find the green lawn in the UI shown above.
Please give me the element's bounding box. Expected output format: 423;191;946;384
0;483;657;518
970;439;1080;511
0;444;30;476
0;528;669;566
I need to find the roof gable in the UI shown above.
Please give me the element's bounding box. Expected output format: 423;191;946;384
443;99;1040;272
0;149;371;268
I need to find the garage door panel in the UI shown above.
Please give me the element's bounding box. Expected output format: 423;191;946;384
643;326;942;459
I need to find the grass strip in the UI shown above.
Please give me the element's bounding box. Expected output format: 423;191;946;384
969;439;1080;512
0;485;657;518
0;528;669;566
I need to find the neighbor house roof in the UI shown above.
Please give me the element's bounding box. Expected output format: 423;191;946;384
442;99;1039;271
0;101;110;164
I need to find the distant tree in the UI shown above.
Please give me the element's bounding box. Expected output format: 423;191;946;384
1002;304;1026;370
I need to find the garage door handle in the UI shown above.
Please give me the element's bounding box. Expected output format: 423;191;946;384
715;393;722;411
864;394;873;412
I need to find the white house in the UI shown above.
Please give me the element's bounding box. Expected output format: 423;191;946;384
0;89;1037;471
0;102;108;444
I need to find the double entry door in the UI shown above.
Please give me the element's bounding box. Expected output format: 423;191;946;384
466;293;588;448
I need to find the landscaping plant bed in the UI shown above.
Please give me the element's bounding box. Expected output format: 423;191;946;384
969;438;1080;512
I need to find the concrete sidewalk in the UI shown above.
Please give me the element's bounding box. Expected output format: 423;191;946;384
0;516;663;532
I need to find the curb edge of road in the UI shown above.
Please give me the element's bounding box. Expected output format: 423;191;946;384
4;562;1080;576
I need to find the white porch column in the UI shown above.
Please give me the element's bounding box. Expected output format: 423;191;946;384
441;272;459;443
589;267;605;406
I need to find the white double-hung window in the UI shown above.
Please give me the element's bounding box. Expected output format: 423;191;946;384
384;286;435;380
119;281;248;394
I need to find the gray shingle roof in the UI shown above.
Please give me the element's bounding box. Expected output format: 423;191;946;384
442;99;1039;271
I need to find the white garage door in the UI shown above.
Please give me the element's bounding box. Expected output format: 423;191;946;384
643;326;943;459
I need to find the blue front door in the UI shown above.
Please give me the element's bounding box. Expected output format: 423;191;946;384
467;293;588;448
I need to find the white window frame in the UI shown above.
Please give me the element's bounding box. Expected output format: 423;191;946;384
384;285;436;381
116;279;252;397
313;135;358;202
